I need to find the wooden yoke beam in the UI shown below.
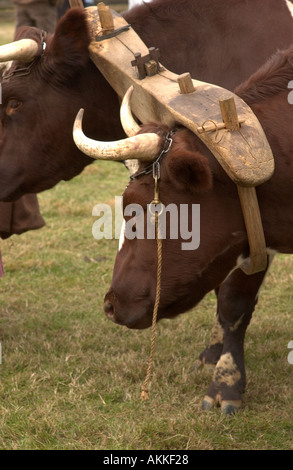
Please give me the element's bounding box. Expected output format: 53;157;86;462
84;5;272;275
219;96;268;274
86;6;274;187
237;186;268;274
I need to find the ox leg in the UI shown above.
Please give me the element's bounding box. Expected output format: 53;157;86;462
201;263;270;414
198;287;224;366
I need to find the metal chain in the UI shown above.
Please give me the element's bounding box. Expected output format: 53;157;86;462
130;130;175;181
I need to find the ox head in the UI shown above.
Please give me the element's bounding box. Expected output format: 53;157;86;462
74;94;248;329
0;8;124;201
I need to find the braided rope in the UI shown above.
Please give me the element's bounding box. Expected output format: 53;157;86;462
140;131;173;401
141;211;162;401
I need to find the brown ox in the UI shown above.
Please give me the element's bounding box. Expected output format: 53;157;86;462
1;0;293;201
1;1;293;407
92;45;293;413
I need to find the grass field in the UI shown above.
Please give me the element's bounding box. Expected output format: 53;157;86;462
0;16;14;44
0;11;293;451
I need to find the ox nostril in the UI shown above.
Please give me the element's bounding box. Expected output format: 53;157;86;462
104;300;114;318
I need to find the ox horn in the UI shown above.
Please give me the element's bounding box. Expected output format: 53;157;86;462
120;86;141;137
73;108;161;161
0;39;39;63
120;86;141;174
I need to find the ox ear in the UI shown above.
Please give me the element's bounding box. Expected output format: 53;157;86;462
47;8;91;70
166;148;213;193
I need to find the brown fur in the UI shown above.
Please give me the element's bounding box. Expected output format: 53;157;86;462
235;45;293;103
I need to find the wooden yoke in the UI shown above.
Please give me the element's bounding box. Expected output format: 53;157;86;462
218;98;268;274
85;4;274;274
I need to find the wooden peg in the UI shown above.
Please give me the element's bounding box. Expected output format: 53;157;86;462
131;52;146;79
148;47;160;67
131;48;160;79
177;73;195;94
219;96;240;131
97;2;114;34
145;60;158;76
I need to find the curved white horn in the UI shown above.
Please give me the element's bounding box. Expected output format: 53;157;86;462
73;108;161;161
0;39;39;63
120;86;141;137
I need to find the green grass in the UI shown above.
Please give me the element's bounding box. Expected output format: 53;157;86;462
0;9;14;44
1;13;293;452
0;161;293;450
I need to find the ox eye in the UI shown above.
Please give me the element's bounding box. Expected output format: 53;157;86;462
6;99;22;115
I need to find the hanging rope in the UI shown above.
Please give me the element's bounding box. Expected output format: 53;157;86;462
141;170;163;401
139;131;174;401
141;211;162;401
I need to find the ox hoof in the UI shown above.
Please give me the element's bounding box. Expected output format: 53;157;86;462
221;400;241;415
202;395;242;414
201;395;214;411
